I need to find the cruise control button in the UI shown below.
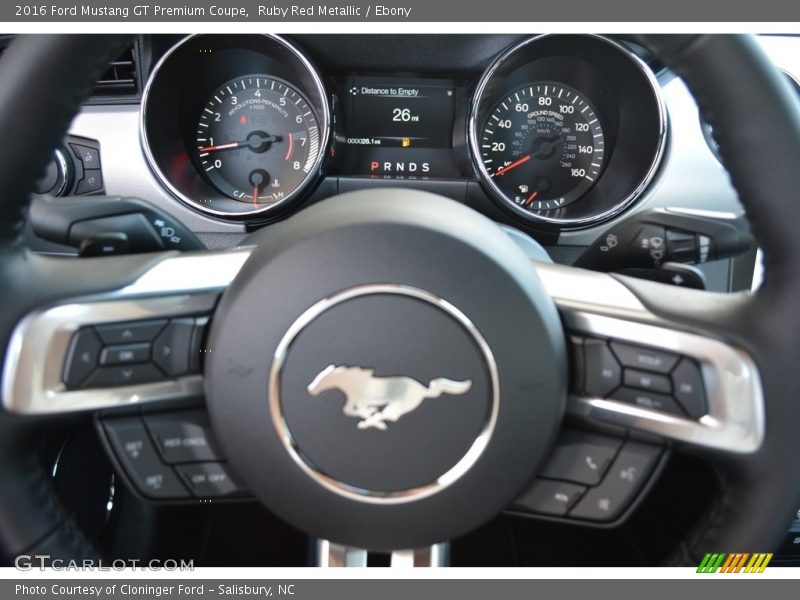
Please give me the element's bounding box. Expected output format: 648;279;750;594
612;387;685;416
672;358;707;418
100;342;151;366
144;410;223;464
583;338;621;397
569;442;661;522
84;363;164;388
96;319;167;345
540;431;622;486
610;342;679;374
623;369;672;394
152;318;195;377
510;479;586;516
63;328;102;388
176;463;247;498
104;417;189;499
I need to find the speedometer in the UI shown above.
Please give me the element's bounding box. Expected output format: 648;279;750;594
195;75;321;206
479;82;605;213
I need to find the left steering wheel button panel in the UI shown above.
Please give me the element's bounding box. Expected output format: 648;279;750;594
103;417;190;500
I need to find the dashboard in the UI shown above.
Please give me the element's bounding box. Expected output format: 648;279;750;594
49;34;800;286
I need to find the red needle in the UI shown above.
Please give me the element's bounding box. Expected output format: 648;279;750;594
523;191;539;206
252;185;259;203
199;134;281;154
199;141;241;153
492;154;531;177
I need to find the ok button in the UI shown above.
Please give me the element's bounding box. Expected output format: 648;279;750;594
100;343;151;365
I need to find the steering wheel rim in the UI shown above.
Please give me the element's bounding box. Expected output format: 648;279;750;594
0;33;799;564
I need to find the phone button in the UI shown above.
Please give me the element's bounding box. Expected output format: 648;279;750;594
539;431;623;486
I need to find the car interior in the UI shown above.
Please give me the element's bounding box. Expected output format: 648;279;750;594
0;33;799;568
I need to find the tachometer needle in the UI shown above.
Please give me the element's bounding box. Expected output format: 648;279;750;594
199;141;241;153
492;154;531;177
199;134;281;153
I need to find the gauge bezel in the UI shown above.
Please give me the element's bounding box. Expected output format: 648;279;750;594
469;34;667;228
140;34;331;220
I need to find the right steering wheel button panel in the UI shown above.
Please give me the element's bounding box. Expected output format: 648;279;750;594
575;336;709;418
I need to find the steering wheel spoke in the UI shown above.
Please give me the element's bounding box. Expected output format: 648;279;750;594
2;249;251;416
536;261;764;455
314;539;449;567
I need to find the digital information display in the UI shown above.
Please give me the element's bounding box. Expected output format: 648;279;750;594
338;76;462;178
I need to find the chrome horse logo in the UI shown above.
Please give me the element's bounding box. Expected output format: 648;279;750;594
307;365;473;430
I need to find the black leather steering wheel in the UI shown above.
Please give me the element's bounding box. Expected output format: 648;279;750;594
1;34;799;565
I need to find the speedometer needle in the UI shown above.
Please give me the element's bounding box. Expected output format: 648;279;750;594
199;134;282;153
492;154;531;177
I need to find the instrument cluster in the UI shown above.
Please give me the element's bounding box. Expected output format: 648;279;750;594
141;34;667;231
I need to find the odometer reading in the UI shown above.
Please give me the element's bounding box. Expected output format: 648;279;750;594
480;82;605;213
195;75;321;206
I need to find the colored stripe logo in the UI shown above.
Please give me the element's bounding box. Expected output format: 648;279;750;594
697;553;773;573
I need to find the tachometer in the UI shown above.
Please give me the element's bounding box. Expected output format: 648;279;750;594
479;82;605;213
195;75;321;206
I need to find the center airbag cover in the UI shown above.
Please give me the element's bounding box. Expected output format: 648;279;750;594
206;189;566;550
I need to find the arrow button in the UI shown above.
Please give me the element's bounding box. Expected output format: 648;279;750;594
153;318;196;377
63;328;102;388
83;364;164;388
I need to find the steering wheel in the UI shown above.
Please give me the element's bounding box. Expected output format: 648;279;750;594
1;34;799;566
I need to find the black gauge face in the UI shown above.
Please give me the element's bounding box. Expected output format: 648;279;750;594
195;75;321;206
479;82;605;213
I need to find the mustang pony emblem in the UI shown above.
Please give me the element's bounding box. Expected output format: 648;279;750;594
307;365;472;430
